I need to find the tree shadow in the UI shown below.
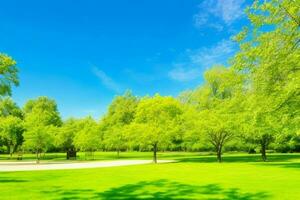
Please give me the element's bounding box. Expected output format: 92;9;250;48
0;177;28;183
43;187;95;200
177;154;300;163
258;162;300;169
44;179;270;200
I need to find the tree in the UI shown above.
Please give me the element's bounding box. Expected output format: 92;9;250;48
240;94;281;161
133;95;183;163
23;97;62;126
103;124;127;157
23;97;61;163
73;117;102;157
0;116;24;157
56;118;81;159
0;53;19;96
101;91;138;156
0;97;23;118
0;98;24;156
232;0;300;160
200;111;237;162
181;66;244;162
23;125;56;163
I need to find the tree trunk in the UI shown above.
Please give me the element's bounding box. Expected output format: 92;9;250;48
261;143;267;162
36;150;40;164
153;143;157;163
217;146;222;163
9;145;14;159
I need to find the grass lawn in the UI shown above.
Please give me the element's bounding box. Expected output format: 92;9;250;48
0;152;300;199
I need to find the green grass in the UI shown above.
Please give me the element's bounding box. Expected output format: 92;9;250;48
1;153;300;199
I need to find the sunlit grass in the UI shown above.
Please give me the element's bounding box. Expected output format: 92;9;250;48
1;153;300;199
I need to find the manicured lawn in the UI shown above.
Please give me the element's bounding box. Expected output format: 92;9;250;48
0;153;300;199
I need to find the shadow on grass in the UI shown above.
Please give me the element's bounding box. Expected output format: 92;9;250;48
44;179;269;200
0;177;28;183
258;162;300;169
177;154;300;163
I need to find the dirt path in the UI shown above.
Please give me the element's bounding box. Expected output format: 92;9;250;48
0;160;173;172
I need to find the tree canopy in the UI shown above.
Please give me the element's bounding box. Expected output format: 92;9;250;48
0;53;19;96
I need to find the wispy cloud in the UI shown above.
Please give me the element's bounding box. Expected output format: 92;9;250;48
194;0;246;31
168;39;236;82
124;68;160;83
168;65;202;82
190;39;236;68
92;67;121;93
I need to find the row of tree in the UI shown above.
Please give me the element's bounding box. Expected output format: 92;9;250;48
0;0;299;163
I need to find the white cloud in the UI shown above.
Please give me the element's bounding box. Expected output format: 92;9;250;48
168;39;236;82
217;0;245;24
194;0;245;30
208;23;224;31
168;65;202;82
190;39;236;68
92;67;121;93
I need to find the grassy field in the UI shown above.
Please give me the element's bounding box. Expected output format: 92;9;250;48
0;152;300;199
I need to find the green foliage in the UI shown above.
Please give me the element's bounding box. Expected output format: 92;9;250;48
180;66;245;161
134;95;183;147
105;90;138;125
0;53;19;96
23;96;62;126
0;98;24;155
22;125;57;155
73;117;102;152
23;97;62;161
56;118;81;151
0;97;23;118
103;124;128;154
101;91;138;153
0;116;24;155
231;0;300;160
132;95;183;162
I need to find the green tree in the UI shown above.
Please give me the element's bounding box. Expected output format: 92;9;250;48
200;111;237;162
23;125;57;163
73;117;102;158
0;98;24;156
23;97;62;126
0;97;23;118
0;53;19;96
232;0;300;160
240;94;280;161
133;95;183;163
0;116;24;157
103;124;127;157
23;97;61;163
56;118;81;159
101;91;138;156
181;66;244;162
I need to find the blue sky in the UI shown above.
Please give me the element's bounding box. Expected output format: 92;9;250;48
0;0;251;119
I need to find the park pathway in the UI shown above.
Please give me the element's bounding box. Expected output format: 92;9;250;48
0;160;173;172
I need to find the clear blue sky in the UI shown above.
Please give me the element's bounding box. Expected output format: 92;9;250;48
0;0;251;119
